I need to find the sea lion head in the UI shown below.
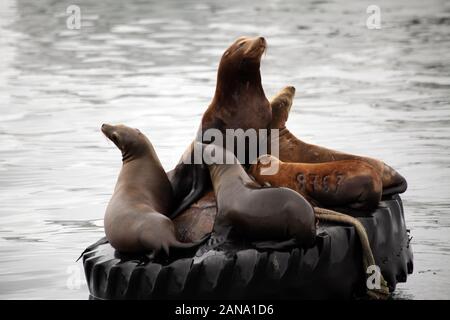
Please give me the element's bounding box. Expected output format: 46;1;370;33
204;36;270;133
270;86;295;129
222;36;266;64
101;123;151;162
248;154;281;178
217;36;267;84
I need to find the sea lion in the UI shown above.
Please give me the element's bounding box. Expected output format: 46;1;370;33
168;36;273;218
201;36;271;135
270;86;407;196
199;35;272;166
101;123;203;256
249;155;382;210
167;141;210;219
173;191;217;242
201;143;316;249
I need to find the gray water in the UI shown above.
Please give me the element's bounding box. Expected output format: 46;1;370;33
0;0;449;299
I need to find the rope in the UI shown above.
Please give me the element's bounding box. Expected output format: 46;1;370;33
313;207;390;300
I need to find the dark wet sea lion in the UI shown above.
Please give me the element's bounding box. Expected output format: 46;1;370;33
249;155;382;210
167;141;210;219
101;124;203;256
202;143;316;248
270;86;407;196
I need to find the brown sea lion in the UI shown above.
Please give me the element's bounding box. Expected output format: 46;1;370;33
201;143;316;249
101;124;203;256
201;36;271;134
249;155;382;210
270;86;407;196
169;36;272;218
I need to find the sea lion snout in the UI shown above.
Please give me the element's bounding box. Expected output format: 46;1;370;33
244;36;267;59
101;123;151;161
101;123;121;148
284;86;295;95
223;36;267;61
101;123;113;136
249;36;266;50
251;154;279;175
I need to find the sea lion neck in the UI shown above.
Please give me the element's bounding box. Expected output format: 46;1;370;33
208;162;257;191
117;155;164;195
121;150;134;163
270;117;287;130
270;105;290;130
120;143;152;164
270;127;289;144
213;62;265;105
120;155;152;175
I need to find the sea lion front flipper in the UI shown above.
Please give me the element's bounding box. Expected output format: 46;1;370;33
167;141;211;219
168;163;210;219
76;236;109;261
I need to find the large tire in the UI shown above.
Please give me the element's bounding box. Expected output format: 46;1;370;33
81;195;413;299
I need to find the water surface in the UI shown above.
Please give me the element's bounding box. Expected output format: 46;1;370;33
0;0;449;299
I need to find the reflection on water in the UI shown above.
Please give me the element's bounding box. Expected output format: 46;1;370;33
0;0;449;299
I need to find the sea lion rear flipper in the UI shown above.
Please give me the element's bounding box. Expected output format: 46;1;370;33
169;233;212;261
168;163;210;219
381;164;408;196
178;233;210;248
382;179;408;196
76;236;109;262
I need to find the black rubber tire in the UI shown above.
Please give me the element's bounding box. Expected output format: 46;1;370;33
81;195;413;300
